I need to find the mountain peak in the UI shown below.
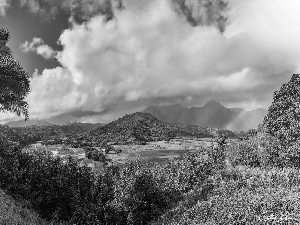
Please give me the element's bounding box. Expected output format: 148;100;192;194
144;105;157;112
203;100;223;108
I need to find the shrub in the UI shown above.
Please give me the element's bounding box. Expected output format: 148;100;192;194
227;139;261;167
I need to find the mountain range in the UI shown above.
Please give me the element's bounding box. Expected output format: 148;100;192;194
5;110;103;127
144;100;267;131
5;101;267;131
5;118;104;129
5;119;54;127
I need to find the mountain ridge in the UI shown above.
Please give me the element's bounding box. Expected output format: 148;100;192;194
144;101;267;131
5;119;54;127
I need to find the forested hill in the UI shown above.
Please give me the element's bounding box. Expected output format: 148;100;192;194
0;123;103;147
87;112;236;144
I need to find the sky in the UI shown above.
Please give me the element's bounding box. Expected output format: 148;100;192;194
0;0;300;124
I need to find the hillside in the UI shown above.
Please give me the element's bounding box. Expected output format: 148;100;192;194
0;112;238;147
0;188;48;225
87;112;235;144
0;123;103;147
144;100;267;131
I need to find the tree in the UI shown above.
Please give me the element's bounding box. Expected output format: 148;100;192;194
0;28;30;120
263;74;300;165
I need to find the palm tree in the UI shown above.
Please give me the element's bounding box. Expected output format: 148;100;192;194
0;28;30;120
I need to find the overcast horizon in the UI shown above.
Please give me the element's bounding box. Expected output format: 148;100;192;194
1;0;299;124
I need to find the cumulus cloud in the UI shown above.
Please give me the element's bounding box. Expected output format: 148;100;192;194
25;0;300;122
21;37;57;59
0;0;11;16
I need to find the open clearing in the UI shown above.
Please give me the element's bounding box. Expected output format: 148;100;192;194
27;138;238;169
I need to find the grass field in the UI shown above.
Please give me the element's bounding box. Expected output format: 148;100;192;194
108;139;219;167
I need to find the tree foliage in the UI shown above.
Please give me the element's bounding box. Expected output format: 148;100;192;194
263;74;300;164
0;28;30;120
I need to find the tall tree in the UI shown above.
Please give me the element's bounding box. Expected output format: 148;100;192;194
0;28;30;120
263;74;300;164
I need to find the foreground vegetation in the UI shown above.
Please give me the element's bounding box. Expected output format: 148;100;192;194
0;133;210;224
1;130;300;224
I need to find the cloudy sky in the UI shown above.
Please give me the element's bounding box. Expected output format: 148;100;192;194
0;0;300;124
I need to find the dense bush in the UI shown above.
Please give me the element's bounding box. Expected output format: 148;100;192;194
0;136;95;222
113;150;217;224
226;134;289;168
227;139;261;167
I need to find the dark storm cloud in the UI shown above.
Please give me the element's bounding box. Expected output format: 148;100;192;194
16;0;124;23
172;0;227;32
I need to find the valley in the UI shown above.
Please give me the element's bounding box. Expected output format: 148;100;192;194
26;136;239;175
3;111;242;176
